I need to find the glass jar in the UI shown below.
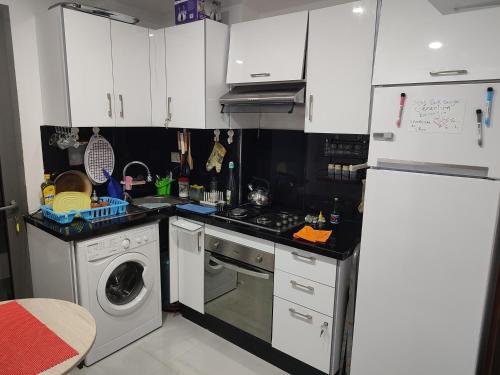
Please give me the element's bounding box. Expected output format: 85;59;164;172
178;177;189;198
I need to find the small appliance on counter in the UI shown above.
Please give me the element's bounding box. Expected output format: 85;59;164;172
247;177;271;207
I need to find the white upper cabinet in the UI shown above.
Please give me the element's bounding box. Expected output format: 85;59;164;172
373;0;500;85
63;9;115;127
226;11;308;84
111;21;151;126
150;29;167;127
305;1;376;134
165;20;229;129
37;7;152;127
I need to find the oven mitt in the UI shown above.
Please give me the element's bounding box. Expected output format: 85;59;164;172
206;142;226;173
293;226;332;244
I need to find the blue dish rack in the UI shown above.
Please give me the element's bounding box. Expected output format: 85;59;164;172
41;197;129;225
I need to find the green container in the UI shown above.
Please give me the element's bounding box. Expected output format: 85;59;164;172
155;178;173;196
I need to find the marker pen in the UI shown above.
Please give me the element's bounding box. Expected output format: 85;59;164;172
396;93;406;127
476;109;483;147
485;87;494;126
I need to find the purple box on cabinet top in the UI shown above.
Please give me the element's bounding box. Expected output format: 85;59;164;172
174;0;222;25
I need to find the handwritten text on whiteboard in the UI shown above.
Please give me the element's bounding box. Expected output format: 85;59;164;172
408;98;465;133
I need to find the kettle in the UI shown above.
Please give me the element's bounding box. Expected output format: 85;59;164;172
247;177;271;207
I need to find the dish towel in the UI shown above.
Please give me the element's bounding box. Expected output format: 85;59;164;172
293;225;332;244
0;301;79;375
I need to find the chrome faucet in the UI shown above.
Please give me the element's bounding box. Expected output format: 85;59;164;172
122;161;153;185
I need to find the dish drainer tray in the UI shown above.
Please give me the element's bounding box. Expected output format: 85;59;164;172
41;197;129;225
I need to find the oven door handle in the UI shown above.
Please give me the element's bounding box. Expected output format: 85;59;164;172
209;256;270;280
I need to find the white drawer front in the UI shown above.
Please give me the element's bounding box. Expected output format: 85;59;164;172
272;297;333;373
275;244;337;287
274;269;335;317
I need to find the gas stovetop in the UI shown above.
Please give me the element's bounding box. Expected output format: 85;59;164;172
212;205;305;234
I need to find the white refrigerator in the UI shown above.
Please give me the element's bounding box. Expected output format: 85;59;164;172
351;83;499;375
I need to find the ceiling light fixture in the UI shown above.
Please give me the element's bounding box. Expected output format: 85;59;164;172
428;41;443;49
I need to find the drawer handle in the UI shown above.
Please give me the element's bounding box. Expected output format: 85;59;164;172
429;69;468;77
290;280;314;293
291;251;316;262
289;308;312;321
250;72;271;78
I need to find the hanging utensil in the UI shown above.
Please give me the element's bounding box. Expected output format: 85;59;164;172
84;127;115;185
188;131;194;170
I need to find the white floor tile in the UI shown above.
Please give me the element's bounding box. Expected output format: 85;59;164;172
70;313;288;375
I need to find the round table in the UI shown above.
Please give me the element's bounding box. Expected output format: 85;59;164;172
0;298;96;374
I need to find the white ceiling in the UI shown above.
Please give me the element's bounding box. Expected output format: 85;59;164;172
56;0;355;29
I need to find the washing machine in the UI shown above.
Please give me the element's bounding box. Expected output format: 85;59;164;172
75;223;162;365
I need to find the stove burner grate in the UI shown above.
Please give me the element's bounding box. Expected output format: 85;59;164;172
229;208;248;218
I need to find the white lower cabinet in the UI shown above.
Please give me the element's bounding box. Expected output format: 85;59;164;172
275;244;337;287
272;297;333;373
170;218;204;314
274;269;335;317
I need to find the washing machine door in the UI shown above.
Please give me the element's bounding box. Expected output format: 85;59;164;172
97;252;154;316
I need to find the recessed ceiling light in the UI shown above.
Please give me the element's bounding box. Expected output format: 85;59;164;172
235;60;244;65
428;41;443;49
149;33;154;37
352;6;364;14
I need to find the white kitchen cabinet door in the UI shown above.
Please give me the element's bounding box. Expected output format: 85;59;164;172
174;219;204;314
351;169;500;375
305;1;376;134
369;83;500;179
150;28;167;127
165;21;206;129
373;0;500;85
272;297;333;373
165;20;228;129
226;11;308;84
111;21;151;127
63;9;115;127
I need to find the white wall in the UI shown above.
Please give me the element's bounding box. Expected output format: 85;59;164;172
0;0;53;212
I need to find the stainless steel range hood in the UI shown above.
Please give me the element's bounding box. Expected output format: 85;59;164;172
219;83;305;114
49;2;139;24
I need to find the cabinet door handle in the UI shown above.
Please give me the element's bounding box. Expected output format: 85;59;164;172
119;94;124;118
308;94;313;122
198;231;202;253
290;280;314;292
289;308;312;320
107;93;112;118
250;72;271;78
320;322;329;337
166;97;172;123
429;69;468;77
291;251;316;262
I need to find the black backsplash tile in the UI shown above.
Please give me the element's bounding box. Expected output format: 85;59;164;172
40;126;367;222
40;126;240;198
241;130;368;222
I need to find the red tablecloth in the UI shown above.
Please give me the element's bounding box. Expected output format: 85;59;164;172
0;301;78;375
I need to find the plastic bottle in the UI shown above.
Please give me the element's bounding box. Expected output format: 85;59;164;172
41;173;55;206
226;161;236;207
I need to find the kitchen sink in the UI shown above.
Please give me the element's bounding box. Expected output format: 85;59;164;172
131;195;188;210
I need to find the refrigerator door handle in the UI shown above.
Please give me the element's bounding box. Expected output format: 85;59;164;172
373;132;394;141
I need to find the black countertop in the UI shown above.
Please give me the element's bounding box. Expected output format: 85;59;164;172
175;211;360;261
25;207;170;242
25;204;360;260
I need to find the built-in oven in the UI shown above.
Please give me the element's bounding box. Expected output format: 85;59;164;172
204;234;274;343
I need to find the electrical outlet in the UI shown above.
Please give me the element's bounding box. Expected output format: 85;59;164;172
171;152;180;163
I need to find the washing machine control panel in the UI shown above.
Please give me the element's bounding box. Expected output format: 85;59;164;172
85;226;156;261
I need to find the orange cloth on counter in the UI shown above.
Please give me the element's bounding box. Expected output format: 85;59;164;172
293;225;332;244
